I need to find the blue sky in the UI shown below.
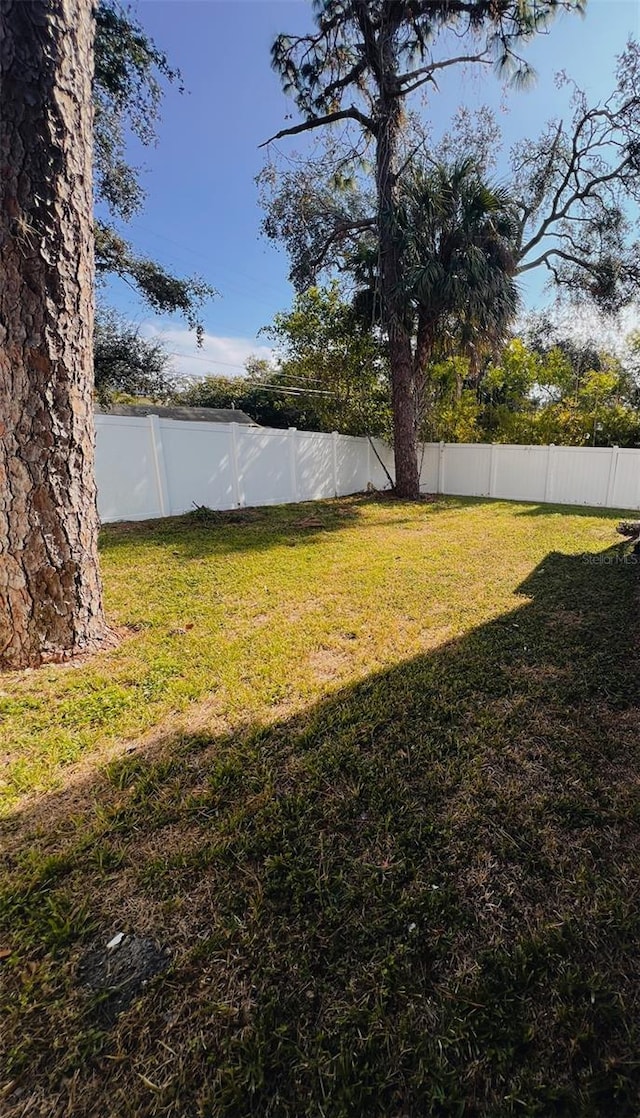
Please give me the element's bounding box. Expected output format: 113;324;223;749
101;0;640;378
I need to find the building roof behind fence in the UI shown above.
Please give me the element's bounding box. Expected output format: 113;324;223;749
96;404;259;425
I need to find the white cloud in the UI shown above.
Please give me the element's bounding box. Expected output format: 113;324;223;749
140;324;274;380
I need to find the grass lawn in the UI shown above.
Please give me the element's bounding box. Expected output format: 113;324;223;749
1;495;639;1116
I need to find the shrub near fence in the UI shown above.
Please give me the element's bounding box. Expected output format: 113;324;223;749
94;413;640;523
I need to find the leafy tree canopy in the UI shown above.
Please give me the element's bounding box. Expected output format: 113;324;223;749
264;284;390;436
479;334;640;446
261;36;640;318
265;0;584;497
94;309;176;406
410;313;640;447
350;159;521;375
175;285;391;437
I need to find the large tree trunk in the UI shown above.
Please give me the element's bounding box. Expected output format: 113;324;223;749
413;309;434;438
375;19;420;500
388;328;420;497
0;0;107;669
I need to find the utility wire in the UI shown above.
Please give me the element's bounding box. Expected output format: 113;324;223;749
166;350;326;387
127;220;287;299
256;383;334;397
167;350;255;371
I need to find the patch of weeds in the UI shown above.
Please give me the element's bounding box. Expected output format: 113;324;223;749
87;841;126;874
1;887;97;954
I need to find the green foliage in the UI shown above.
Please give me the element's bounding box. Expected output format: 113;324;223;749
94;224;215;341
265;284;390;436
258;160;376;294
93;309;176;406
176;286;391;436
412;334;640;447
94;0;181;221
483;338;542;404
432;389;481;444
349;160;521;375
420;359;482;443
402;160;520;362
480;338;640;447
271;2;584;124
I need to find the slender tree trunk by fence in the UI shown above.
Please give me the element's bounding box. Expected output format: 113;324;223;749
0;0;107;669
375;22;420;500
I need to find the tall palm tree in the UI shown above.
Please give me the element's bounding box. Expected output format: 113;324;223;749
351;159;520;425
402;159;520;397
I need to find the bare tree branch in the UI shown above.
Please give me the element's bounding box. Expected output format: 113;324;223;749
260;106;377;148
397;52;491;87
518;246;601;275
519;153;635;261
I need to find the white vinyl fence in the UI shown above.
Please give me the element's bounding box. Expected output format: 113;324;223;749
94;413;395;523
417;441;640;511
94;412;640;524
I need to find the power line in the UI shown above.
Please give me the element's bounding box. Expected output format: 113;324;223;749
166;350;326;387
127;220;288;299
271;373;326;385
167;350;251;370
256;383;333;397
177;375;335;399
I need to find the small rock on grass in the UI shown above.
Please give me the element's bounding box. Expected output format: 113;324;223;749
77;934;170;1025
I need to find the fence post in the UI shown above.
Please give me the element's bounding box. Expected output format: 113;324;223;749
544;443;555;504
229;423;242;507
148;413;170;517
332;431;339;497
489;443;498;499
289;427;299;503
437;441;445;495
605;445;619;508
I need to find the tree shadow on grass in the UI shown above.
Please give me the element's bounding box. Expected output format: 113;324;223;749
1;544;639;1117
98;497;387;562
513;502;634;520
97;494;498;563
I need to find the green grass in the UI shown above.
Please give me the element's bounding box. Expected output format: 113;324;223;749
1;495;639;1116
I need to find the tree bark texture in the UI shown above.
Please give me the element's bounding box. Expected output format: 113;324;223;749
0;0;107;669
374;18;420;500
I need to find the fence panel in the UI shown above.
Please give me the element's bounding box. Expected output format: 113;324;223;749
369;438;395;490
296;431;335;501
161;419;235;514
335;435;370;496
491;444;549;503
442;444;492;497
236;426;292;507
94;415;162;522
419;444;440;492
610;449;640;511
550;446;611;507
